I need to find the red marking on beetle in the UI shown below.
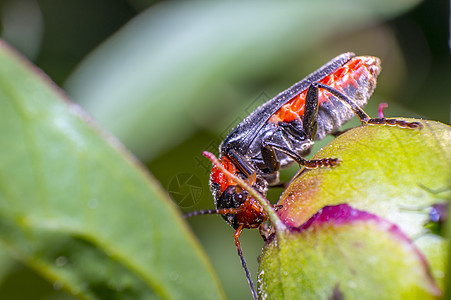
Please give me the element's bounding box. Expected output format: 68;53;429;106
235;197;267;229
210;156;238;193
269;57;377;124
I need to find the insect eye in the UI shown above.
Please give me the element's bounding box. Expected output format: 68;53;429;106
234;192;247;203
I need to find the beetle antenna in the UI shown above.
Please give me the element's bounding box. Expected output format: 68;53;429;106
183;208;242;218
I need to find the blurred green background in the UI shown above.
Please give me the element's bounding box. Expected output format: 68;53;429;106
0;0;449;299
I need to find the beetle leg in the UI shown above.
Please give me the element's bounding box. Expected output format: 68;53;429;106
261;119;338;170
227;149;257;177
302;83;320;140
263;141;340;169
313;82;422;129
234;225;258;300
260;122;313;173
268;181;288;189
261;141;281;173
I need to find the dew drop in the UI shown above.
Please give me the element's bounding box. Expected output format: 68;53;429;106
55;256;68;267
169;271;179;281
436;270;444;279
53;280;63;290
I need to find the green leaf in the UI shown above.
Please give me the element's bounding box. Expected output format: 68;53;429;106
65;0;422;160
260;120;450;299
0;40;225;299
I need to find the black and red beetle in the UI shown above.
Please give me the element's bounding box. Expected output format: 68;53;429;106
185;52;421;299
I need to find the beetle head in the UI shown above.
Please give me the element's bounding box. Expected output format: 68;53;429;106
209;156;268;228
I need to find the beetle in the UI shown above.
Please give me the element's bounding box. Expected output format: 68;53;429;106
185;52;421;299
